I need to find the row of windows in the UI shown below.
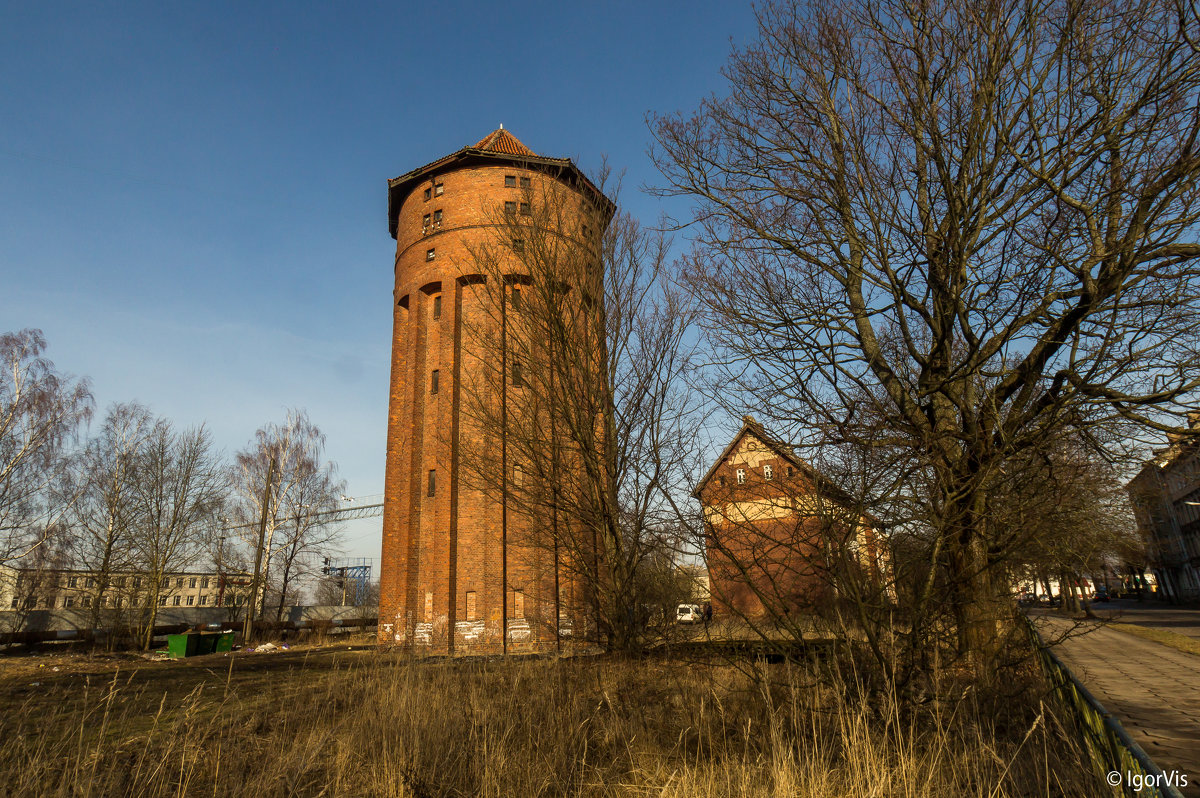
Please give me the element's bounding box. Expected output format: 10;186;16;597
424;589;525;623
504;175;532;188
412;286;516;320
720;463;794;486
11;592;233;610
49;575;215;590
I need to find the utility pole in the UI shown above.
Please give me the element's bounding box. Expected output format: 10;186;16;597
243;456;276;645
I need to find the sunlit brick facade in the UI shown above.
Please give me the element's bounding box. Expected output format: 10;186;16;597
379;129;613;653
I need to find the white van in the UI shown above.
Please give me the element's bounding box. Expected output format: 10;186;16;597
676;604;703;624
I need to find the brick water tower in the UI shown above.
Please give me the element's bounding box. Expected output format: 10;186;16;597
380;128;614;654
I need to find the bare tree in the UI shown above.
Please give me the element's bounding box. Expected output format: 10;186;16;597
232;410;345;622
131;420;226;649
652;0;1200;672
59;402;154;636
0;329;92;565
458;171;706;652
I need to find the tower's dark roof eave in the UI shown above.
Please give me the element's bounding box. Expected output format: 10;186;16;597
387;147;615;239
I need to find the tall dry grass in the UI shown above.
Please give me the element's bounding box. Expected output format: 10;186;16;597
0;650;1105;797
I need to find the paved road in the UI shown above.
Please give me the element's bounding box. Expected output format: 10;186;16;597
1088;599;1200;641
1035;614;1200;796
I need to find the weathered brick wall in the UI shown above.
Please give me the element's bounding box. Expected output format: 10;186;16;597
380;157;599;654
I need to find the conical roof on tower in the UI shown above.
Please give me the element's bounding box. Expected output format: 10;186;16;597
387;127;614;239
473;127;537;157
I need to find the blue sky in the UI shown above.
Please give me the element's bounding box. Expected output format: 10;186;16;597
0;1;759;561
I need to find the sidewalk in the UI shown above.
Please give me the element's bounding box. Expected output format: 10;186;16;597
1036;615;1200;796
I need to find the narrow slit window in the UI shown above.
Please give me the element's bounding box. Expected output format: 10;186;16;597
736;468;746;484
431;369;439;394
433;295;442;319
764;464;773;480
787;465;795;477
428;469;436;497
511;359;524;387
511;287;522;310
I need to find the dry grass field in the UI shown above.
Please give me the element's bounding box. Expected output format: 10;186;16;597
0;639;1106;797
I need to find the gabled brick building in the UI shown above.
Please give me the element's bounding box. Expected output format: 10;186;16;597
695;416;887;619
379;129;614;653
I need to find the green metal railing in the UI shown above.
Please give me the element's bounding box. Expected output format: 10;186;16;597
1022;615;1186;798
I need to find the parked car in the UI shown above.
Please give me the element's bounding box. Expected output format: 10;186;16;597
1093;585;1111;602
676;604;703;624
1016;591;1038;607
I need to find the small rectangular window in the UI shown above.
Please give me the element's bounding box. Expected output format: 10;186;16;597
68;576;77;588
433;294;442;318
189;577;197;589
787;465;795;477
133;577;141;588
504;201;517;215
504;175;516;187
511;359;524;386
718;476;726;487
519;176;531;188
431;369;439;394
512;237;524;253
177;577;184;588
86;577;95;588
186;595;195;606
764;464;773;480
173;595;181;606
428;470;436;497
426;248;436;261
433;209;442;226
422;213;430;228
519;202;531;216
423;187;432;201
64;596;74;608
199;594;208;606
736;468;746;484
200;577;208;589
466;590;477;621
511;288;522;309
434;182;444;196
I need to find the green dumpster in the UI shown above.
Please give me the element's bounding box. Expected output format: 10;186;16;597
167;631;233;658
167;632;201;658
